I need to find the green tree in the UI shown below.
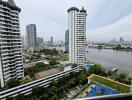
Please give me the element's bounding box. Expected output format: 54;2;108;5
50;95;59;100
72;63;77;68
24;67;34;77
6;79;20;88
49;59;59;65
35;62;45;68
51;48;58;55
40;94;49;100
119;73;127;80
108;70;113;76
6;97;13;100
32;86;43;97
15;94;25;100
49;80;57;87
51;86;57;95
40;48;58;55
88;64;105;75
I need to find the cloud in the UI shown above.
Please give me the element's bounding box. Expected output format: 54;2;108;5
14;0;132;41
87;0;132;29
87;14;132;41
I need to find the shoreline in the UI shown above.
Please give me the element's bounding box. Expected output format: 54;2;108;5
85;60;132;75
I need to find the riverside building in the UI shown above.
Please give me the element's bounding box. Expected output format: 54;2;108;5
68;7;87;69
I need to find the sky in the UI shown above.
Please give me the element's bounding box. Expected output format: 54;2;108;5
12;0;132;41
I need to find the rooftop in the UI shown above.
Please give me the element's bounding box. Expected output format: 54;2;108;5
67;6;86;13
88;74;130;93
0;0;21;12
80;7;87;13
67;7;79;12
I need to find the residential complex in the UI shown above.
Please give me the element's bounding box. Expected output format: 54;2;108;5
0;0;24;87
0;65;78;100
0;1;131;99
26;24;37;48
68;7;87;68
65;30;69;52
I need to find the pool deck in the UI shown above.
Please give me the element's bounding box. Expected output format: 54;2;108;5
75;84;92;98
76;83;119;98
88;74;130;93
76;74;131;98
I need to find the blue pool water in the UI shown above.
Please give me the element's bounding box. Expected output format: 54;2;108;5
85;84;119;97
85;64;94;70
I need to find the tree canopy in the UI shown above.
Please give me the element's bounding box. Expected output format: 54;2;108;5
6;79;20;89
49;59;59;65
88;64;105;75
40;48;58;55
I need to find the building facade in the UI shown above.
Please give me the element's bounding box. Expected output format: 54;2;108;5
0;0;24;87
65;30;69;52
50;36;53;46
21;36;25;49
68;7;87;68
37;37;44;47
26;24;37;48
0;66;78;100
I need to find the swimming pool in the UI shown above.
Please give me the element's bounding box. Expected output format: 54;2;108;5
85;84;119;97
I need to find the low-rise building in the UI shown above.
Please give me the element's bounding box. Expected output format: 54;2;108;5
0;66;78;100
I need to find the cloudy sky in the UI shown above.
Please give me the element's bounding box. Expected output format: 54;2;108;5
13;0;132;41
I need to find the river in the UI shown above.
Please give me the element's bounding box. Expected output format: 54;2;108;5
86;48;132;73
49;46;132;73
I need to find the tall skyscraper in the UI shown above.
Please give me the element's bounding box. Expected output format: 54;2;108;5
26;24;37;48
50;36;53;46
21;36;26;49
68;7;87;68
65;30;69;52
38;37;44;46
120;37;124;43
0;0;24;87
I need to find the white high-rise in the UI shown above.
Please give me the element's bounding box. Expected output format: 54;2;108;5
0;0;24;87
68;7;87;69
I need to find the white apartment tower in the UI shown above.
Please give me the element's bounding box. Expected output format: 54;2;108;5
68;7;87;69
0;0;24;87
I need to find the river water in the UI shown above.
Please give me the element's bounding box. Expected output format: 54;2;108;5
86;48;132;73
50;46;132;73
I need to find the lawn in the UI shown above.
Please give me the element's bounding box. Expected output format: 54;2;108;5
89;74;130;93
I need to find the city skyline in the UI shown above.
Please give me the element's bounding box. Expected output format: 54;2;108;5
0;0;132;99
14;0;132;41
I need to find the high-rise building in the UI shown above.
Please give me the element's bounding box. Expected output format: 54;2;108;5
37;37;44;46
65;30;69;52
50;36;53;46
120;37;124;43
26;24;37;48
68;7;87;68
0;0;24;87
21;36;25;48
